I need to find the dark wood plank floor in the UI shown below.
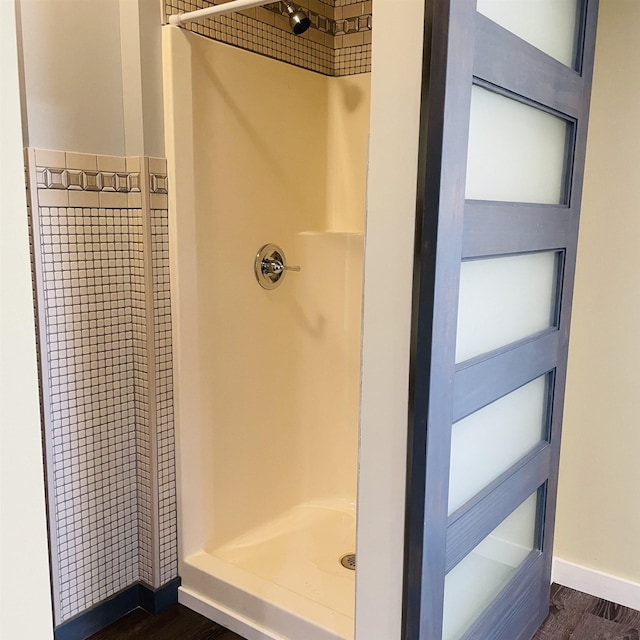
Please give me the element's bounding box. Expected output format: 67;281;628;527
89;585;640;639
533;584;640;640
87;605;242;640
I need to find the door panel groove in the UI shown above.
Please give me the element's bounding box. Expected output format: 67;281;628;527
474;14;584;118
446;448;550;571
463;203;578;258
454;331;561;422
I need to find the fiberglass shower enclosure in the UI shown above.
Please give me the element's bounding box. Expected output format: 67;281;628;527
162;7;371;640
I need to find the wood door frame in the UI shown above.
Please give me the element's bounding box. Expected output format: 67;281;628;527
403;1;599;638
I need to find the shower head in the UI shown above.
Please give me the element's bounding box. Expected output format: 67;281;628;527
282;1;311;35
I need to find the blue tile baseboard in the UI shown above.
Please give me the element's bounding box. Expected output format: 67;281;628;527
139;577;182;615
54;578;181;640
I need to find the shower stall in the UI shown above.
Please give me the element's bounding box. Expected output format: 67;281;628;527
163;1;597;638
162;4;374;637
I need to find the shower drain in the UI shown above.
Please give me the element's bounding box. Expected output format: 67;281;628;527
340;553;356;571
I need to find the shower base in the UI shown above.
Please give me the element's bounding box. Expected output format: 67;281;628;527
179;501;356;640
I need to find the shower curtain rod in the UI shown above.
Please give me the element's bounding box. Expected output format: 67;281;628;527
169;0;276;26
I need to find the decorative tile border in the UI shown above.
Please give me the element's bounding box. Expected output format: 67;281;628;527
163;0;373;77
30;152;168;211
150;174;168;194
34;155;168;196
36;167;141;193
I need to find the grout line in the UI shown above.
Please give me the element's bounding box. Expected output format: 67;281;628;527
141;156;162;589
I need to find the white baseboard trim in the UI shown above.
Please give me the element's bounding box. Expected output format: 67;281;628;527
552;558;640;611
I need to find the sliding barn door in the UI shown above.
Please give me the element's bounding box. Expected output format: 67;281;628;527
404;1;599;639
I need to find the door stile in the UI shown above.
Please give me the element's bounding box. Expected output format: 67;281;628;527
403;0;476;638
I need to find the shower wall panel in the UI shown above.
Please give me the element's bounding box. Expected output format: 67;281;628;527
164;28;371;559
163;0;372;77
26;149;178;625
191;35;330;548
327;74;371;231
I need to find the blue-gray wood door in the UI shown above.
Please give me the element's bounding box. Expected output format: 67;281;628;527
403;2;599;639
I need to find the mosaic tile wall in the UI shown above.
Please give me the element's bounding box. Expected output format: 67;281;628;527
163;0;372;77
131;194;153;586
151;206;179;584
26;149;177;625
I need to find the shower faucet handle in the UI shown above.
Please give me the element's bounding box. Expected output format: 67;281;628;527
268;259;301;274
255;244;300;290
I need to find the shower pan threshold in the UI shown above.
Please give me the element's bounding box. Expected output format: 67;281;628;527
179;502;356;640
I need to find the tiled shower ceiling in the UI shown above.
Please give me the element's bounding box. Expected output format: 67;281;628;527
163;0;372;76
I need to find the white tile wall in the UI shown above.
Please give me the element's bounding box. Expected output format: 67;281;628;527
38;204;140;620
27;149;178;624
131;205;154;586
151;207;178;584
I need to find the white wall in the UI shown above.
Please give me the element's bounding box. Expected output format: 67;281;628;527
555;0;640;603
120;0;165;157
18;0;126;155
355;0;425;638
138;0;165;158
17;0;164;157
0;1;54;637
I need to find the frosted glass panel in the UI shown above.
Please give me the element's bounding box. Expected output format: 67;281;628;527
448;376;547;514
442;493;538;640
477;0;579;67
456;251;558;363
466;86;569;204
